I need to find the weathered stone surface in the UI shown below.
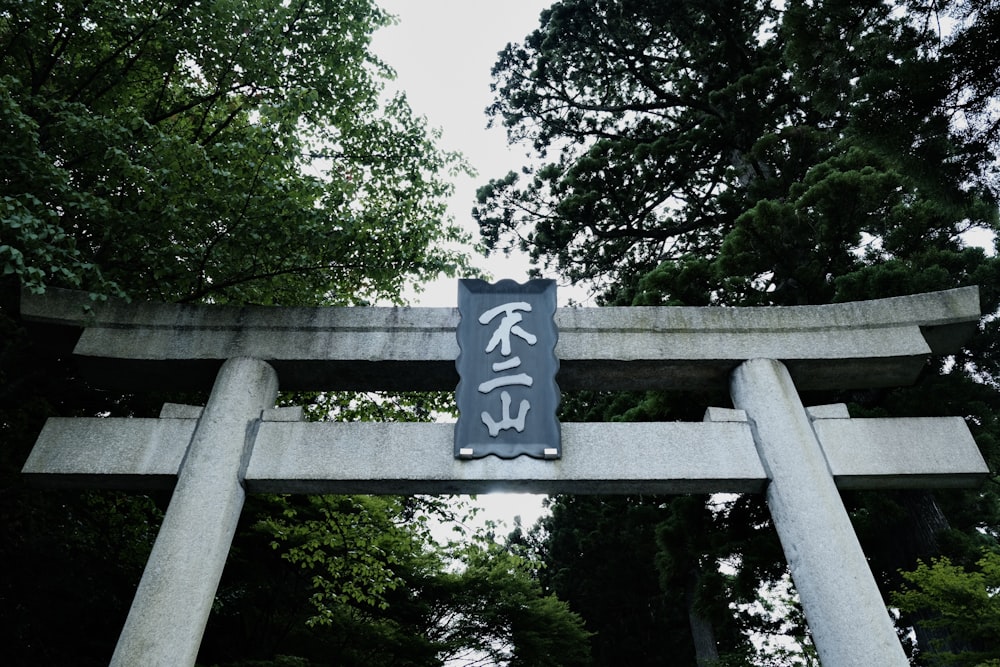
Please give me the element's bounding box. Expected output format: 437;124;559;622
18;287;988;667
805;403;851;420
703;406;748;422
22;417;194;490
262;406;305;422
25;412;985;494
18;281;986;667
244;421;767;494
814;416;989;489
110;358;278;667
159;403;204;419
20;286;981;392
731;359;909;667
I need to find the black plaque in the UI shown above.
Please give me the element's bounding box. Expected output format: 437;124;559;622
455;279;560;459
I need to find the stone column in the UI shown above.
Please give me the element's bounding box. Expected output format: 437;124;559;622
730;358;907;667
110;357;278;667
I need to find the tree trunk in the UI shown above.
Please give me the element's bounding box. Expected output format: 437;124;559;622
686;570;720;667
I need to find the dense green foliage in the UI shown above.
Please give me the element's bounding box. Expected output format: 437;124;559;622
200;493;593;666
893;549;1000;667
478;0;1000;308
0;1;591;665
479;0;1000;664
1;0;469;306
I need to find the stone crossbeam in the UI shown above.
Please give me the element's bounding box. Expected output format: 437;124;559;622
20;286;981;391
24;405;988;495
808;404;989;489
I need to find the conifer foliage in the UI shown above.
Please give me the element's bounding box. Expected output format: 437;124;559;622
479;1;1000;663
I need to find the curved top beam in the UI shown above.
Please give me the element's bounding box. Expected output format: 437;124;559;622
20;286;981;392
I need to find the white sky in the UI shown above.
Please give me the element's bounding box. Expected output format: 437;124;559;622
371;0;564;307
371;1;556;529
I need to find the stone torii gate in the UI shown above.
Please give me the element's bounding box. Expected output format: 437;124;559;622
21;286;990;667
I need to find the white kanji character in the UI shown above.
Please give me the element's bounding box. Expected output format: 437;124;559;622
479;302;537;356
478;371;533;394
481;391;531;436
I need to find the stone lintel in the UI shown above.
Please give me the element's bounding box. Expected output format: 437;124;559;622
704;406;748;422
22;417;195;490
19;286;981;392
262;406;305;422
244;421;766;495
22;419;766;494
812;416;990;489
24;416;987;495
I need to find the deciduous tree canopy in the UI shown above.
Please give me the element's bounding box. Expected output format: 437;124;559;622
0;2;592;665
2;0;469;306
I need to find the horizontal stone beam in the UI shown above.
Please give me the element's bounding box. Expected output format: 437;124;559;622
20;287;981;392
22;417;195;490
244;421;766;495
23;415;988;495
22;419;767;494
812;415;990;489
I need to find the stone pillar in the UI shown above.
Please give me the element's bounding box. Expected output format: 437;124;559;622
730;358;907;667
110;357;278;667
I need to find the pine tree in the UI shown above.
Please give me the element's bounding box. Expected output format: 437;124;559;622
478;0;1000;662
